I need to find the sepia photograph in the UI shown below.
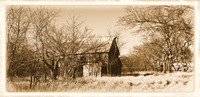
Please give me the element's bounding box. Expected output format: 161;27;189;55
5;3;196;94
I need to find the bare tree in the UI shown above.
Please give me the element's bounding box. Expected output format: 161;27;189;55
42;25;68;80
31;6;60;82
7;6;32;77
63;15;103;79
119;5;194;73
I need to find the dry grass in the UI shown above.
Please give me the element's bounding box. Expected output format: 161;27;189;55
7;72;194;92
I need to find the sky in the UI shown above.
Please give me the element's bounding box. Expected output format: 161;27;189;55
51;5;143;56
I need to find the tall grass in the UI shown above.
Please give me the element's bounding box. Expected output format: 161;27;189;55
7;72;194;92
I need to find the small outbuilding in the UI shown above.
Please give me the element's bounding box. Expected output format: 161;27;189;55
75;37;122;77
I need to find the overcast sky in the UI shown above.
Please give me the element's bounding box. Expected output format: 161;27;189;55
52;5;143;56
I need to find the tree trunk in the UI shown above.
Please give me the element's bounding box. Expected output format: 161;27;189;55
73;68;76;80
168;64;171;73
30;75;33;89
53;71;57;80
42;43;47;82
144;63;147;71
43;63;47;82
51;67;58;80
163;63;166;73
53;61;59;80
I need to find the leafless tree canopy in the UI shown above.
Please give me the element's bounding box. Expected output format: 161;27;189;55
7;6;33;77
7;6;110;88
119;5;194;73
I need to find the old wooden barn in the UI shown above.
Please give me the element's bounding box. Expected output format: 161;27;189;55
74;37;122;77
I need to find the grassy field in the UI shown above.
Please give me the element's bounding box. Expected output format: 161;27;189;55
7;72;194;92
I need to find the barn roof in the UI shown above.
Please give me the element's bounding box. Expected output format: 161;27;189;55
75;36;115;55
